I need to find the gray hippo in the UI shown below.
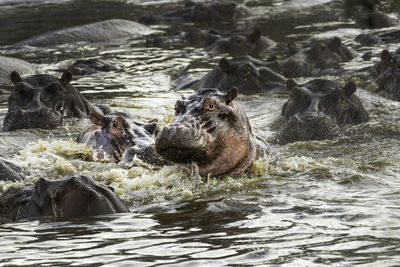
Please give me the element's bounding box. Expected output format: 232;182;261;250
10;19;156;48
370;49;400;101
205;29;276;58
139;0;251;25
267;37;356;78
0;55;36;85
356;29;400;46
59;58;120;76
77;112;164;165
0;174;129;221
275;79;369;144
155;87;269;176
3;71;107;131
0;159;24;182
191;56;285;93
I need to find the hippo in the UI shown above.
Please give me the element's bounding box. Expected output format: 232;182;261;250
267;37;356;78
275;79;369;144
3;71;107;131
370;49;400;101
139;0;251;25
77;112;164;165
155;87;269;176
191;56;285;93
147;28;221;48
205;29;276;58
0;55;36;85
61;58;120;76
0;174;129;221
10;19;157;48
0;159;24;182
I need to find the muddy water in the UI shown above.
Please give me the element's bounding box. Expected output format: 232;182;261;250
1;0;400;266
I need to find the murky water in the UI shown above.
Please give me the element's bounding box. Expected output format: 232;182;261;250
1;0;400;266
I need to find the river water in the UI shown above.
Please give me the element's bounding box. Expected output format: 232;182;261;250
0;0;400;266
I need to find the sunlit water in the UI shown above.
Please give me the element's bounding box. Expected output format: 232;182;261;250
0;0;400;266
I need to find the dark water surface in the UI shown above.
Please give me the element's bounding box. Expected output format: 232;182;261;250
1;0;400;266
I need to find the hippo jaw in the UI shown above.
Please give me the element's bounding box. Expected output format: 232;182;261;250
3;107;63;131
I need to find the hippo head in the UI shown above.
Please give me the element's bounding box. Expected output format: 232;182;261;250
0;175;129;221
188;0;240;22
207;57;285;93
156;88;261;176
309;37;355;67
185;29;220;47
275;79;368;144
3;71;72;131
78;112;160;163
67;59;116;76
374;49;400;101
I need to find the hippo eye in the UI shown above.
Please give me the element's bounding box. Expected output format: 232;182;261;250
112;121;118;128
208;103;215;110
203;98;216;112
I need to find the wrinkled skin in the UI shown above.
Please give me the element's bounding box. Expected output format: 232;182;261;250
194;56;285;93
205;29;276;58
0;159;24;182
155;88;269;176
0;174;129;221
268;37;356;78
77;112;164;164
139;0;251;25
275;79;369;144
3;71;104;131
370;49;400;101
10;19;156;48
64;59;120;76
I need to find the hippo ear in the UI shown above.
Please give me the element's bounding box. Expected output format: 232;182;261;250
381;49;391;64
286;79;297;91
330;37;342;51
10;71;22;84
343;81;357;97
248;29;261;43
60;71;72;86
219;58;231;73
90;112;106;127
224;87;239;104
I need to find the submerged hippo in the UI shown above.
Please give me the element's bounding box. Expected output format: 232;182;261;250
356;29;400;46
60;58;120;76
275;79;369;144
205;29;276;58
267;37;356;78
0;55;36;85
77;112;164;165
139;0;251;25
3;71;107;131
0;174;129;221
370;49;400;101
155;87;269;176
191;56;285;93
10;19;156;48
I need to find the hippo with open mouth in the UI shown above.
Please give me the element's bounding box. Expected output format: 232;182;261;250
275;79;369;144
77;112;164;165
155;87;269;176
3;71;106;131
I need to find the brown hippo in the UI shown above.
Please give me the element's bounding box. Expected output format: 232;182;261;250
370;49;400;101
139;0;251;25
275;79;369;144
3;71;108;131
155;87;269;176
191;56;285;93
0;174;129;221
267;37;356;78
77;112;164;165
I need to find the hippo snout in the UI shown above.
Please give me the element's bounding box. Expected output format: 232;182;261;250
155;123;205;163
3;107;62;131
